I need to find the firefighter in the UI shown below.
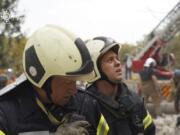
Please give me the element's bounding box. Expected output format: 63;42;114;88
139;58;162;117
123;53;132;80
76;37;155;135
0;25;94;135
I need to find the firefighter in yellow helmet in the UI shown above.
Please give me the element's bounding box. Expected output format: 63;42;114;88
0;25;94;135
76;36;155;135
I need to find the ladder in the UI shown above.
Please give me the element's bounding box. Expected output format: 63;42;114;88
134;1;180;61
132;2;180;72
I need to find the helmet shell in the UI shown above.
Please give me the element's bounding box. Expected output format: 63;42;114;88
144;58;157;67
23;25;94;88
85;36;121;83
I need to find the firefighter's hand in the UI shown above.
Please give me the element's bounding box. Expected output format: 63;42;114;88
55;120;90;135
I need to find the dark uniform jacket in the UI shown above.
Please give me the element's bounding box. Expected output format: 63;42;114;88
139;67;154;82
0;79;78;135
76;83;156;135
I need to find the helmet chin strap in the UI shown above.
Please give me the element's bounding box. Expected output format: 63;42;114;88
99;71;119;86
42;77;53;102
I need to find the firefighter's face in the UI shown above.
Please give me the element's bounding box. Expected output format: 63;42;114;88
50;76;77;106
100;50;122;82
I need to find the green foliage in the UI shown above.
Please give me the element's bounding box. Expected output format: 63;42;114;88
0;0;24;36
0;36;26;75
119;43;136;63
9;37;26;75
0;0;25;75
164;34;180;68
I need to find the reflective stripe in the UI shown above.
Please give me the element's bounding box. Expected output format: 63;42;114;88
36;97;61;125
96;114;109;135
161;85;170;97
143;113;153;129
0;130;5;135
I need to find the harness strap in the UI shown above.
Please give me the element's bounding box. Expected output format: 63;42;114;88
36;97;61;125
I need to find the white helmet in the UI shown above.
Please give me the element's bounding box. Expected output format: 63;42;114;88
144;58;156;67
85;36;121;83
23;25;94;88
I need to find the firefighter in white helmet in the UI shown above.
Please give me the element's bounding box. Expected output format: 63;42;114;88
139;57;162;118
0;25;94;135
76;37;155;135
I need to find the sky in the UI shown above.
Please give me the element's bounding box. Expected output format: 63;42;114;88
18;0;180;44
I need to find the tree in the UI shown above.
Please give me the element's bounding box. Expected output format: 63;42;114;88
119;43;136;63
0;0;24;36
165;34;180;68
0;0;25;75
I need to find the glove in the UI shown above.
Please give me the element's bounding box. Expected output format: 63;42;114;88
62;113;86;123
55;120;90;135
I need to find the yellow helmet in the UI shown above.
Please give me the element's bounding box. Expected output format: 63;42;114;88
23;25;94;88
85;36;121;83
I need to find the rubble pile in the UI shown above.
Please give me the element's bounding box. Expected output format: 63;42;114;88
154;114;180;135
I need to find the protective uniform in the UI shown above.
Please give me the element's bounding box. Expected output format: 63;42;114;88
0;77;58;134
0;76;86;134
0;25;94;135
139;58;161;117
75;37;155;135
77;83;155;135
